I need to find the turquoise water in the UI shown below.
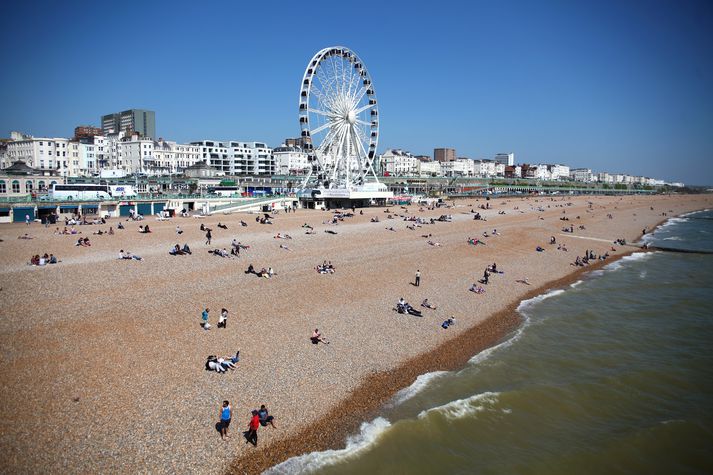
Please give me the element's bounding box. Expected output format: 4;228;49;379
268;210;713;475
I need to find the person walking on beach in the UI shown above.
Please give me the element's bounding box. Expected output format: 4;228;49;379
415;269;421;287
202;308;210;329
220;400;232;440
246;410;260;446
205;229;212;245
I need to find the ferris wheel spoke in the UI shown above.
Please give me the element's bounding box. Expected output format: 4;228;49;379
354;102;376;115
309;121;333;136
308;108;338;119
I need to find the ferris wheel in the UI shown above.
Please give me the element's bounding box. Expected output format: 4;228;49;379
298;46;380;190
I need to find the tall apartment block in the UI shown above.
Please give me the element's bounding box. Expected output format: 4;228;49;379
494;153;515;166
101;109;156;139
434;148;456;162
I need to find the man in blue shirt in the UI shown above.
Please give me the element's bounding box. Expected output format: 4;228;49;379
220;400;232;440
202;308;210;329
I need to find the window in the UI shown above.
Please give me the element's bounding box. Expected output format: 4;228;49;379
0;180;5;193
12;180;20;193
38;181;45;191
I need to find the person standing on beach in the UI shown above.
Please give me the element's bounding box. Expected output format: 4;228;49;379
220;400;232;440
205;229;212;245
415;269;421;287
246;410;260;446
202;308;210;329
218;308;228;328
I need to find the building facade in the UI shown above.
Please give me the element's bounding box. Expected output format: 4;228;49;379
494;153;515;167
101;109;156;138
273;145;310;175
381;149;418;176
434;148;456;162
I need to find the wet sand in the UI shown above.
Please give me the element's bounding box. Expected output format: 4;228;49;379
0;194;709;474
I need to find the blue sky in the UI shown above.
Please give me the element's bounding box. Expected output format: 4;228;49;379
1;0;711;184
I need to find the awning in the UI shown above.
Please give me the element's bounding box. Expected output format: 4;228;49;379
82;204;98;209
38;205;57;210
60;205;79;210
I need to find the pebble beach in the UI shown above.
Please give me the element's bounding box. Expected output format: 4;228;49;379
0;193;709;474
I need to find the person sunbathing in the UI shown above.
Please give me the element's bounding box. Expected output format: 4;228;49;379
441;317;456;329
396;298;422;317
421;299;437;309
469;284;486;294
426;240;442;247
205;356;226;373
217;223;228;229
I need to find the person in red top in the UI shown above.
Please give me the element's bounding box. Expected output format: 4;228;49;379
246;410;260;446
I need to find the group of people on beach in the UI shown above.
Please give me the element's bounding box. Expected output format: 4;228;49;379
218;401;276;446
200;307;230;330
29;253;58;266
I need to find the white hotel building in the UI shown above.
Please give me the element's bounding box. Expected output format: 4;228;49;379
273;145;310;175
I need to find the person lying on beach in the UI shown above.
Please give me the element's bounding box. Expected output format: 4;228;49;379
279;244;291;251
240;220;248;227
181;244;192;254
557;244;568;252
118;250;142;260
426;240;442;247
169;244;186;256
302;223;314;229
305;229;316;235
421;299;437;309
218;356;236;370
311;328;329;344
421;233;432;238
441;317;456;329
245;264;256;275
370;217;380;223
536;246;545;252
218;222;228;230
492;229;501;235
18;233;35;239
396;298;422;317
274;233;292;239
469;284;486;294
385;227;396;232
205;356;226;373
516;278;531;285
210;248;231;258
324;230;338;235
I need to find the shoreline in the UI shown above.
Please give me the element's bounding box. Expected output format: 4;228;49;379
225;246;641;475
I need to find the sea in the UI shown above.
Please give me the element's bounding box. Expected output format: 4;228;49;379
267;209;713;475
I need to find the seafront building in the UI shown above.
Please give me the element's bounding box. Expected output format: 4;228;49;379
0;122;677;197
273;145;310;175
189;140;275;176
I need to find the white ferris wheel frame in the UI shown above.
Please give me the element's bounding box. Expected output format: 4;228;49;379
298;46;380;190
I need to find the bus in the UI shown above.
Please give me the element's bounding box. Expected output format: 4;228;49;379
108;185;137;198
50;183;112;201
208;186;243;197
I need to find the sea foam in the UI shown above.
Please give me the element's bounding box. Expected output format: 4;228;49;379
265;417;392;474
417;391;500;421
389;371;449;406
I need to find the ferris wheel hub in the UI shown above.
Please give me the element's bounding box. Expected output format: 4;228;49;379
347;110;356;124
